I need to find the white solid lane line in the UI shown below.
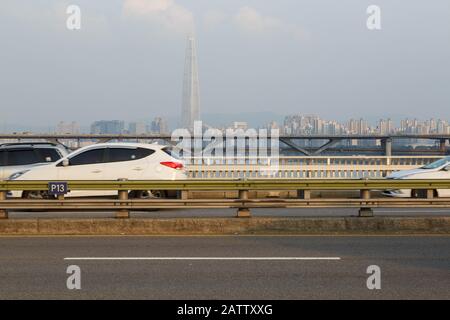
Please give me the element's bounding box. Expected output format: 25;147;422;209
64;257;341;261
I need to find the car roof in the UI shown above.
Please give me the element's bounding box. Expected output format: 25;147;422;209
0;142;64;150
82;142;165;149
66;142;167;156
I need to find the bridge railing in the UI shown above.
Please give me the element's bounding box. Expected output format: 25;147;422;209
0;179;449;219
186;156;442;179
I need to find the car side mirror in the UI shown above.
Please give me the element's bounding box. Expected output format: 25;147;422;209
62;159;69;167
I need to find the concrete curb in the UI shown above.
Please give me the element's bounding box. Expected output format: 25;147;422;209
0;217;449;235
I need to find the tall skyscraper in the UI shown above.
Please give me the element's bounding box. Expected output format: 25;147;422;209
181;35;200;129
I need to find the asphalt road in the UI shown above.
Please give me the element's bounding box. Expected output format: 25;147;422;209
0;235;449;299
6;207;450;219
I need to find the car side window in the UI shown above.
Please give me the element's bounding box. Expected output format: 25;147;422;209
162;147;181;159
69;149;106;166
0;150;5;166
138;148;155;158
36;148;61;162
106;148;155;163
6;149;39;166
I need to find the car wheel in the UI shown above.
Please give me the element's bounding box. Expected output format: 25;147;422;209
411;189;424;198
129;190;167;199
411;189;438;198
22;191;54;199
129;190;150;199
149;190;167;199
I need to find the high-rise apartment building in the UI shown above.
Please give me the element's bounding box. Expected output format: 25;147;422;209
90;120;125;134
150;117;168;134
56;121;79;134
128;122;147;135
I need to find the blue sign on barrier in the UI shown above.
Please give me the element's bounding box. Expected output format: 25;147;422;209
48;182;68;195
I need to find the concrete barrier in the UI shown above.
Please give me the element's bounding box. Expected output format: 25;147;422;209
0;217;449;235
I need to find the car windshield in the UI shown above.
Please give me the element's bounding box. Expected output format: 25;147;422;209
421;157;450;169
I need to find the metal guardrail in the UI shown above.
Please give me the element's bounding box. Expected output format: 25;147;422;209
1;198;450;211
1;179;450;190
0;179;450;219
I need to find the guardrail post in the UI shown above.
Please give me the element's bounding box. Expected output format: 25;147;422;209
359;188;373;217
359;207;374;217
360;189;370;200
426;189;434;199
116;179;130;219
0;191;8;219
297;189;311;200
237;189;251;218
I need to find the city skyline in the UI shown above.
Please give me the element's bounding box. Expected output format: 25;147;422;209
0;0;449;126
29;115;450;136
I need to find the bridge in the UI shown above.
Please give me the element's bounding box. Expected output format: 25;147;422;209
1;133;447;178
1;134;449;218
1;133;449;155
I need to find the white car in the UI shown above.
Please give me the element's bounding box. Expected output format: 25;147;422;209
8;143;187;198
0;142;69;180
383;156;450;198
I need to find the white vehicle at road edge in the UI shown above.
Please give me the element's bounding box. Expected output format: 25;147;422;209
8;142;186;199
0;142;69;180
383;156;450;198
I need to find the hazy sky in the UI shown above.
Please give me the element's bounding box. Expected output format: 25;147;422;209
0;0;449;127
